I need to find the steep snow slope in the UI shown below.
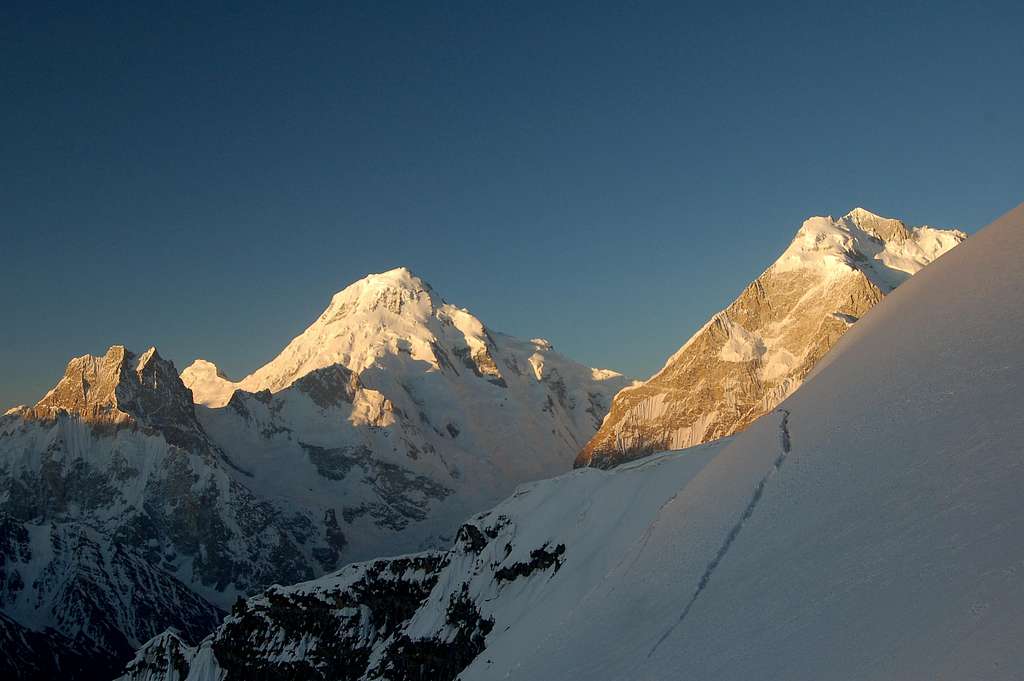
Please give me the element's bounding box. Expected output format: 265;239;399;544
124;202;1023;681
475;203;1024;680
576;208;965;468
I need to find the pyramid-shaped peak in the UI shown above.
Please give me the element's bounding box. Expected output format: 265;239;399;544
333;266;438;299
323;266;442;320
845;206;893;222
843;207;910;242
357;266;429;289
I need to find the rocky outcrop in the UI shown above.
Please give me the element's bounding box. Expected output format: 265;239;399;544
576;209;966;469
0;611;94;681
116;505;563;681
24;345;210;455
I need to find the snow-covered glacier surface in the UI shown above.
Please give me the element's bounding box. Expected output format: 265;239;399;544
123;202;1024;680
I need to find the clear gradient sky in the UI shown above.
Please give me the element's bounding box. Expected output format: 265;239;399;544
2;0;1022;408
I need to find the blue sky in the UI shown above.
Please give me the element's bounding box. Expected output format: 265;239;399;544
2;0;1022;408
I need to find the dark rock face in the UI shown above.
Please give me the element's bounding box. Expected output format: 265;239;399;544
0;611;95;681
209;554;449;681
312;508;349;570
293;364;360;409
494;542;566;582
118;508;563;681
385;584;494;681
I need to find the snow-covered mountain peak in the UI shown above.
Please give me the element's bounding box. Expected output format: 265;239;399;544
774;209;965;291
320;266;441;323
845;206;885;219
184;268;573;407
183;358;229;380
844;207;921;247
167;270;631;595
577;209;965;469
175;271;631;534
184;270;477;405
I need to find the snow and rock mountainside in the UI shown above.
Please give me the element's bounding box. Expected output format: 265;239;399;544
178;267;630;558
121;202;1024;681
0;346;337;679
576;208;966;469
0;270;627;680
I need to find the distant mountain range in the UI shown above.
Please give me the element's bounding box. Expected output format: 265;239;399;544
0;268;628;679
0;208;979;680
117;204;1024;681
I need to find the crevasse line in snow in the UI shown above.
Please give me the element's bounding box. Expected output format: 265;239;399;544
647;409;792;657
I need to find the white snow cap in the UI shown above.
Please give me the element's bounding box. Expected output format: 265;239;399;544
773;207;966;290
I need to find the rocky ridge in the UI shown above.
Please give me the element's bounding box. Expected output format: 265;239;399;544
575;208;965;468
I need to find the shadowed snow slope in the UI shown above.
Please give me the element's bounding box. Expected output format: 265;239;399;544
122;203;1022;681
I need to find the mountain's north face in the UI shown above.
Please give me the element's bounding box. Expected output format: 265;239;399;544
0;269;628;679
575;208;966;469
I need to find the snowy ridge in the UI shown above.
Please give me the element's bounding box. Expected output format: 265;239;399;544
121;202;1024;680
576;208;966;468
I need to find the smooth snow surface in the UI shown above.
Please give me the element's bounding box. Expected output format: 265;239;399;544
460;203;1024;680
